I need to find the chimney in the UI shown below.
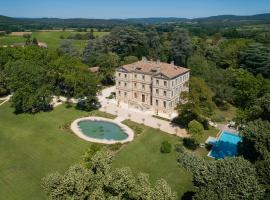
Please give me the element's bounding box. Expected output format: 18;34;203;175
171;61;175;66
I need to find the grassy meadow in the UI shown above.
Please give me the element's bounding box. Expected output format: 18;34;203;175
0;31;109;51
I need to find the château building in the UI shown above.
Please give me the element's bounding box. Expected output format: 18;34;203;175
115;58;190;114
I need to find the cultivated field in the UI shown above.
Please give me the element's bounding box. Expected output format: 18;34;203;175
0;31;109;51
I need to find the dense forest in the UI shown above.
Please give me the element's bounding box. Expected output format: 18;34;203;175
1;15;270;199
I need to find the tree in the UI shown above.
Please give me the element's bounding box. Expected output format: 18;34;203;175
240;43;270;78
42;149;177;200
172;29;192;66
146;29;161;59
105;26;148;58
188;120;204;136
4;59;53;113
32;37;38;45
121;56;138;65
229;68;261;109
152;179;176;200
217;39;250;69
58;40;79;58
238;120;270;162
176;77;215;126
96;52;120;85
236;92;270;123
178;152;265;200
82;37;106;65
256;158;270;187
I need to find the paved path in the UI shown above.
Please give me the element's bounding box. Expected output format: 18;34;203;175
97;87;188;137
0;95;12;106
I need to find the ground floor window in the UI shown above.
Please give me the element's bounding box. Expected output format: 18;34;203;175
163;101;166;108
156;99;158;106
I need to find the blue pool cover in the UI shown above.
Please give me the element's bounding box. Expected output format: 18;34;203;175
209;131;242;159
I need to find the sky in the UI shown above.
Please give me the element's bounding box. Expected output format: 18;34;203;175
0;0;270;19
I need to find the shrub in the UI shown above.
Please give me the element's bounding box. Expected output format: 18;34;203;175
183;138;199;150
134;125;143;135
107;143;122;151
160;141;172;153
82;144;103;168
188;120;204;135
175;143;184;153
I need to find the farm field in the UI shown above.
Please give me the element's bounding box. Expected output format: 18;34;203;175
0;104;193;200
0;31;109;51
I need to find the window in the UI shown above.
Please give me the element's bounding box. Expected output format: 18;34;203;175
118;73;121;77
135;74;137;78
156;79;159;85
164;91;167;97
118;81;121;86
124;82;127;87
134;93;137;98
118;91;121;95
124;92;127;97
163;101;166;108
156;100;159;106
142;94;145;103
164;81;167;86
142;75;145;80
156;89;159;94
169;102;172;107
142;84;145;90
172;81;174;87
134;83;137;88
124;74;127;78
172;91;174;97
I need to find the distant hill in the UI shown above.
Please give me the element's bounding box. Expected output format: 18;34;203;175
193;13;270;23
0;13;270;30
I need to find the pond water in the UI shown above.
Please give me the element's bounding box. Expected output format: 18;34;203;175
78;120;128;141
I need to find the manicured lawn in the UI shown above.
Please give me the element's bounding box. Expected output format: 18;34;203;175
0;104;193;199
0;31;109;51
112;120;193;198
0;103;95;200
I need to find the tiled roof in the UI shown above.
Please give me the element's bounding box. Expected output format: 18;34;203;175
119;59;189;79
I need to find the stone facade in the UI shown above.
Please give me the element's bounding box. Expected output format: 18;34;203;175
115;58;190;114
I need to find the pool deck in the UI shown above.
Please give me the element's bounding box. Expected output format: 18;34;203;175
70;117;134;144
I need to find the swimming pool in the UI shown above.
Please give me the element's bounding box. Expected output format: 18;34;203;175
208;131;242;159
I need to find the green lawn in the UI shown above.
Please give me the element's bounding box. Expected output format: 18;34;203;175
112;120;193;198
212;105;237;123
0;31;109;51
0;103;94;200
0;104;193;199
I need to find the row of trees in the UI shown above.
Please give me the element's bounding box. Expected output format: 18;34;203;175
0;46;99;113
